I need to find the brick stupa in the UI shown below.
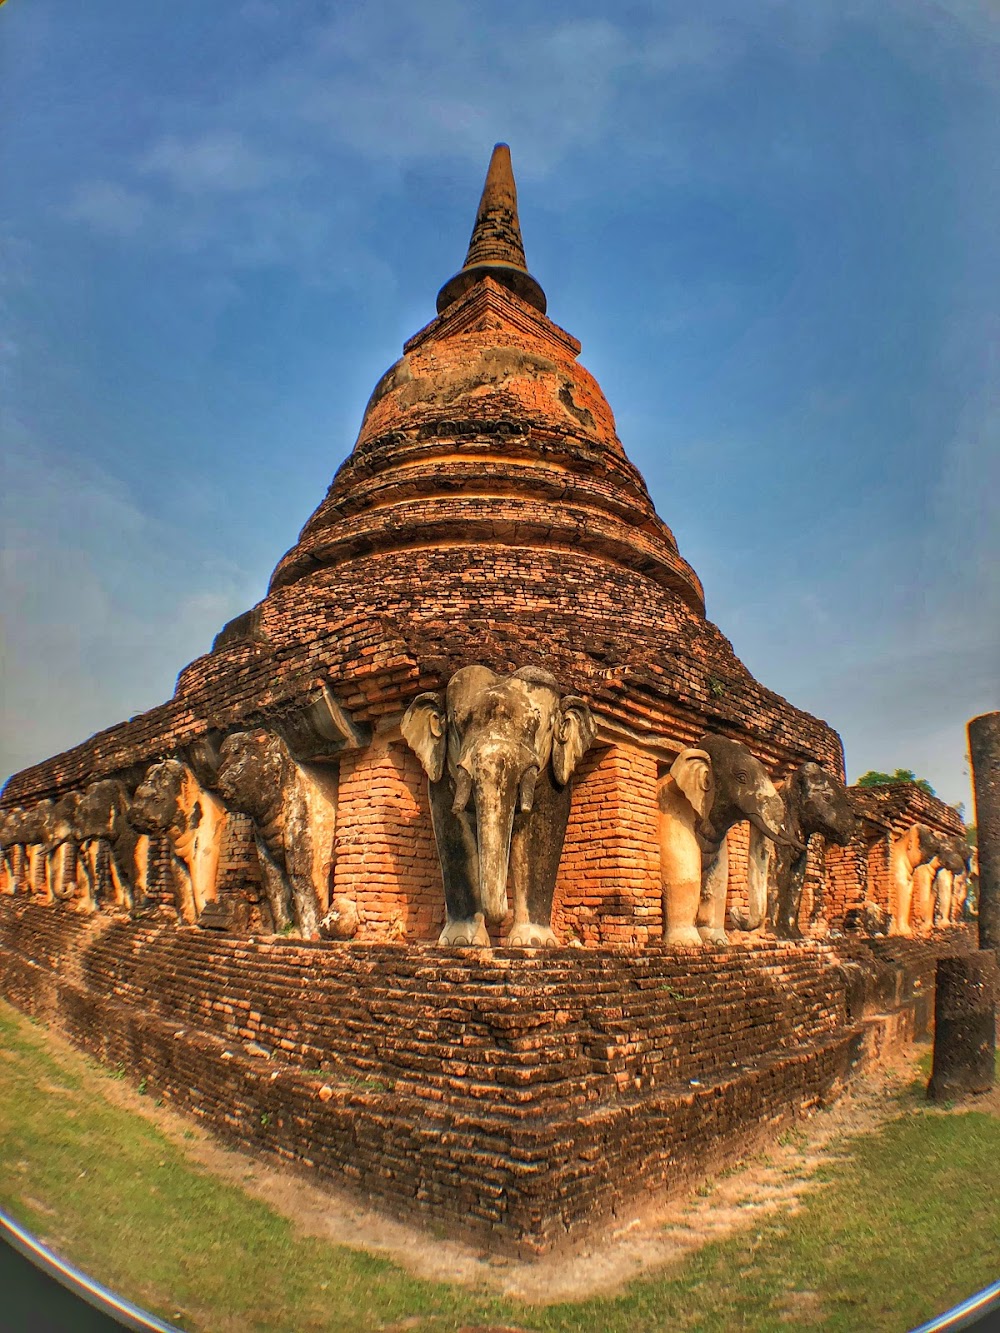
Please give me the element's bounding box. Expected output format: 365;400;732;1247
5;144;842;943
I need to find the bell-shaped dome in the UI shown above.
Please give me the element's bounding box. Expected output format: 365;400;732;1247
269;147;704;614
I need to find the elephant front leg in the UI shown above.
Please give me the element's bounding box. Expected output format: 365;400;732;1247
254;837;294;933
697;841;729;946
889;855;915;936
910;863;937;935
506;773;569;948
428;784;489;946
774;850;807;939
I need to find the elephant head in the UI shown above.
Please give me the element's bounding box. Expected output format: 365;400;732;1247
768;762;858;938
0;806;27;893
671;736;790;850
932;835;972;926
888;822;942;936
132;758;226;923
17;801;57;898
47;792;83;902
402;664;595;945
216;729;329;938
74;778;141;911
937;835;971;877
659;734;798;947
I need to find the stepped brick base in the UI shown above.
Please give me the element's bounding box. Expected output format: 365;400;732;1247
0;900;971;1254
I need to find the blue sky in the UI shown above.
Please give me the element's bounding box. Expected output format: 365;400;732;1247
2;0;997;808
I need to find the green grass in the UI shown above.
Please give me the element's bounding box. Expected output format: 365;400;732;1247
1;999;998;1332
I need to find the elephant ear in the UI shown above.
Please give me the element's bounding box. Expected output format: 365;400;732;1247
670;748;714;822
552;696;596;787
400;692;447;783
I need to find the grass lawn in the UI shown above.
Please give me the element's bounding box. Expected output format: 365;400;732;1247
1;998;998;1332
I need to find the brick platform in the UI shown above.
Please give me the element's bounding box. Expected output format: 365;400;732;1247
0;897;877;1254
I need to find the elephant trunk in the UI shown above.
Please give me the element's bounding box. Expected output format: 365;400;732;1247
466;745;529;926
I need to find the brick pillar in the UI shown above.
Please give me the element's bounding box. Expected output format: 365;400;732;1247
724;822;751;931
333;736;441;942
969;712;1000;961
554;744;660;946
824;837;868;929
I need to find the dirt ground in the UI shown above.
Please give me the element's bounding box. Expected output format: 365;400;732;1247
23;1021;996;1306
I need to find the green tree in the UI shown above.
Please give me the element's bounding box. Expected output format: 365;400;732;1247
856;768;936;796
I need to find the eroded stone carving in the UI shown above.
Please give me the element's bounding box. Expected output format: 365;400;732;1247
0;806;28;895
319;895;360;940
934;835;972;926
768;763;858;939
658;735;797;948
888;823;941;936
216;730;337;938
401;664;595;947
75;779;145;913
131;759;227;923
45;792;83;904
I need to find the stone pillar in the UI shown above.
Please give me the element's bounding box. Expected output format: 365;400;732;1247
969;712;1000;959
927;953;997;1101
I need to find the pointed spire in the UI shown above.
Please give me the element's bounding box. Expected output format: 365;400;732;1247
436;144;547;315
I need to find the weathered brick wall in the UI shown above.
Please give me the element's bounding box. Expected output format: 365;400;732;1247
0;897;862;1254
333;736;441;941
554;744;661;945
825;785;966;929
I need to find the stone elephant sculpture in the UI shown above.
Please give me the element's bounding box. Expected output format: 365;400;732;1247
0;806;28;894
888;823;941;936
131;759;227;923
215;730;336;938
401;664;595;947
75;778;144;912
768;762;858;939
44;792;85;904
658;734;799;948
933;836;972;926
12;801;59;901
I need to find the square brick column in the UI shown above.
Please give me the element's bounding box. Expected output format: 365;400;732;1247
554;743;661;945
333;736;442;942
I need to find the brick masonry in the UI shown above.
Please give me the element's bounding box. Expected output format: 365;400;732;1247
0;898;850;1252
825;784;966;929
0;898;976;1252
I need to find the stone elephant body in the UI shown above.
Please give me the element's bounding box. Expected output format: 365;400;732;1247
75;779;144;912
769;762;858;939
45;793;84;904
216;730;336;938
0;806;28;894
888;823;940;936
131;759;227;923
401;664;595;947
933;836;972;926
658;734;795;948
0;797;84;906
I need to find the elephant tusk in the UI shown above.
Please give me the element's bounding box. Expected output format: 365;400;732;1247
749;812;806;854
518;766;539;813
452;768;473;814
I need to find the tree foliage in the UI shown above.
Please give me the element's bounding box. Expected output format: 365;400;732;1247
856;768;936;796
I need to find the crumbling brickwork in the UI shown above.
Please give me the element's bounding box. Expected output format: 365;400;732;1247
553;745;661;946
825;784;965;929
1;898;862;1252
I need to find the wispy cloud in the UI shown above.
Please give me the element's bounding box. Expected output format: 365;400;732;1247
0;438;259;783
139;130;296;194
64;180;149;237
